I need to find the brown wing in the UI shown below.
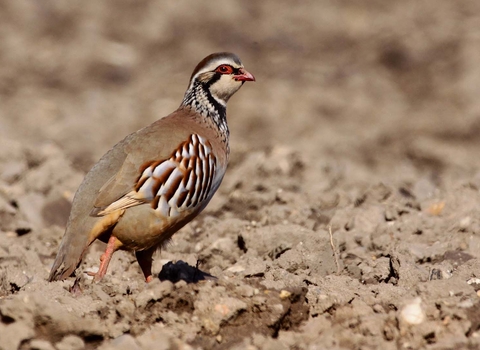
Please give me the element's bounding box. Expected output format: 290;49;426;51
90;120;191;211
91;107;228;213
91;134;217;218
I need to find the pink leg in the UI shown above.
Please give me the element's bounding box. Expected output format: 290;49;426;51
93;235;119;282
135;247;156;282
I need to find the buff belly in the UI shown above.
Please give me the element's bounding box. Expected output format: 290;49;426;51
108;205;198;251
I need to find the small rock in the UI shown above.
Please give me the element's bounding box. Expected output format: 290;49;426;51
459;217;471;231
202;317;220;335
55;335;85;350
29;339;55;350
384;207;396;221
467;277;480;285
400;297;425;325
99;334;141;350
458;299;474;308
226;265;245;273
373;304;385;313
426;201;445;216
279;290;291;299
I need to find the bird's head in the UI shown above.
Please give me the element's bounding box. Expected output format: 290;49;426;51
187;52;255;106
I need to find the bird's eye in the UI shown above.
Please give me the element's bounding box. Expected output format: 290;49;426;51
215;65;233;74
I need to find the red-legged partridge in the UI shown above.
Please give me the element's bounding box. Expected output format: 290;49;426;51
49;52;255;283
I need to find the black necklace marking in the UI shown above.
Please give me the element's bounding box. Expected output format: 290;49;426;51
181;78;229;138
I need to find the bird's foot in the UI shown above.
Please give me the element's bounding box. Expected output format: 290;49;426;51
86;236;120;282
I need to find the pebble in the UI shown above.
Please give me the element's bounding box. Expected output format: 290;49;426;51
279;290;291;299
373;304;385;314
55;335;85;350
29;339;55;350
467;277;480;285
459;216;471;230
103;334;141;350
400;298;425;325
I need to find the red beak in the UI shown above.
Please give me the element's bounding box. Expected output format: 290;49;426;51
234;68;256;82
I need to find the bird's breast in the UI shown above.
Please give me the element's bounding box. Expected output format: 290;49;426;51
110;132;227;251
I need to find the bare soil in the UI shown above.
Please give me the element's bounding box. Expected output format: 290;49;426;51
1;1;480;349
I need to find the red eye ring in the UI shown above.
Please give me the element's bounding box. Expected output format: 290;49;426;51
215;64;234;74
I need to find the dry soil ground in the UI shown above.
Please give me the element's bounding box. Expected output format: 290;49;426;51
1;1;480;349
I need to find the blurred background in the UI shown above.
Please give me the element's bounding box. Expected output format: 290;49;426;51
1;0;480;195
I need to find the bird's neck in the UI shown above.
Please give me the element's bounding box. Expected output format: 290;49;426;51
181;81;229;139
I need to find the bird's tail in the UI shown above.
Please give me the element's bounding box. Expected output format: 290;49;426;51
48;224;89;281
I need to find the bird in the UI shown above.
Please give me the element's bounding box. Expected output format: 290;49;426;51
48;52;255;283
